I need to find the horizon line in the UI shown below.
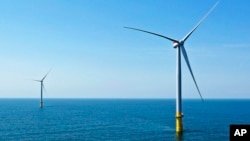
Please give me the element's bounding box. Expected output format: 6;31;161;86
0;97;250;100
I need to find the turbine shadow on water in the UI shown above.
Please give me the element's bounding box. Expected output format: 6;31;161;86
176;132;184;141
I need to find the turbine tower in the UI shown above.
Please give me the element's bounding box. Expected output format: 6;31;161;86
125;1;219;132
34;70;51;108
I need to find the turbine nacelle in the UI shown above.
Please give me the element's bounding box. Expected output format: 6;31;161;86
173;42;179;48
173;41;184;48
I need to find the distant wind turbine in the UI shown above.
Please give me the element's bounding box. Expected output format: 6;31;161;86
125;1;219;132
33;70;51;108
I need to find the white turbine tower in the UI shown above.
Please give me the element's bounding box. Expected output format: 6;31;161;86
34;70;51;108
125;1;219;132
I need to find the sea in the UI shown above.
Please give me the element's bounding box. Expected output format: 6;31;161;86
0;99;249;141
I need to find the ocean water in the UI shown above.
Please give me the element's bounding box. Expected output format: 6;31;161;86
0;99;249;141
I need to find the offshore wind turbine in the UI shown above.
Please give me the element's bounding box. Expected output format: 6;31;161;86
33;70;51;108
125;1;219;132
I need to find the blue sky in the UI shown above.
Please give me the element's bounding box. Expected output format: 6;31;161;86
0;0;250;98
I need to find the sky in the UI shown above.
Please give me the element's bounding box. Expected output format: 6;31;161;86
0;0;250;99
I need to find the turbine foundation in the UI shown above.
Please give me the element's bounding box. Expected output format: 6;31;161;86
176;112;183;132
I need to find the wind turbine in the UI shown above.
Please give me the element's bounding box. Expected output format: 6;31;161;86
125;1;219;132
33;70;51;108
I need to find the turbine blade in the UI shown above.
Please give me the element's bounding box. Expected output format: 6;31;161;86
181;46;204;102
42;83;48;94
42;68;52;81
182;1;219;42
124;27;179;43
33;79;41;82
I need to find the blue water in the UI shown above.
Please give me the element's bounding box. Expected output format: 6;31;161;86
0;99;249;141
